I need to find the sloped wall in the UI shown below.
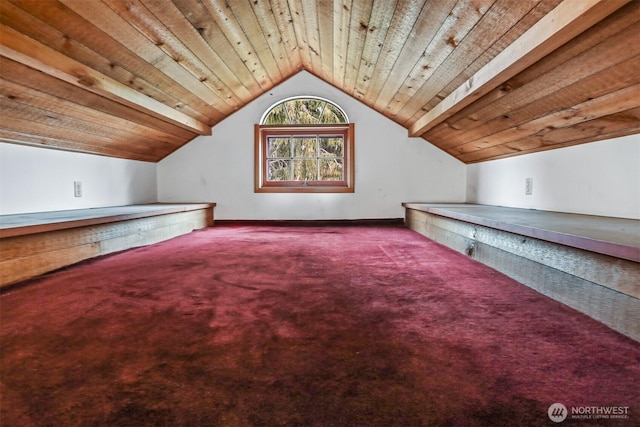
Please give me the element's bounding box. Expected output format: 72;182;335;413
158;71;466;220
466;135;640;219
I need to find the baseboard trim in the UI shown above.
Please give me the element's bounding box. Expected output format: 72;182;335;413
214;218;405;227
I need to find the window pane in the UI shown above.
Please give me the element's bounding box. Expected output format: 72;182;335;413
319;136;343;157
286;101;301;124
303;99;324;124
290;100;316;124
268;137;291;158
319;158;343;181
264;104;288;125
293;159;317;181
292;137;316;158
292;99;324;124
322;104;346;124
267;159;291;181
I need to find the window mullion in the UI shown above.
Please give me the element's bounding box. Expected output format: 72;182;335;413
285;103;293;124
289;136;294;180
315;135;320;180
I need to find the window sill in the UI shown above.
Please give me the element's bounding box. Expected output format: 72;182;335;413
255;185;354;194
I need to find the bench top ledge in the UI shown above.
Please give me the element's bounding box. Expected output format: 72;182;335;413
403;203;640;262
0;203;216;238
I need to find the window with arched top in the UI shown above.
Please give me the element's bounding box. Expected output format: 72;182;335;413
255;97;354;193
261;97;349;125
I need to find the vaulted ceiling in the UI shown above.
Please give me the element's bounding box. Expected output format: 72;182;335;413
1;0;638;163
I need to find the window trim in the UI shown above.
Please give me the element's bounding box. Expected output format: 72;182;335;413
254;123;355;193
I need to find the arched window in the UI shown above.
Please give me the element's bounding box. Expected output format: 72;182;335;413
255;97;354;193
261;97;348;125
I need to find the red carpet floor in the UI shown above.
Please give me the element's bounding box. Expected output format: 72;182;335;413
1;225;638;426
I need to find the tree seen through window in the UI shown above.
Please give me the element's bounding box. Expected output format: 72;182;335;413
263;98;347;125
267;135;344;182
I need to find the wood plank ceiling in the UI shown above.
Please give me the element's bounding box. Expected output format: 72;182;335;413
1;0;638;163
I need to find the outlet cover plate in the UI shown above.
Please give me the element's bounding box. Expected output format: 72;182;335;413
525;177;533;195
74;181;82;197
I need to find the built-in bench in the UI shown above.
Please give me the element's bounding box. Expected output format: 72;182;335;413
403;203;640;341
0;203;215;287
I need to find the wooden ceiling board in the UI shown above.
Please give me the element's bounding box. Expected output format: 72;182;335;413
387;0;498;122
60;0;228;124
426;1;640;161
244;0;297;77
351;0;400;101
302;0;325;78
0;129;162;161
0;23;211;134
409;0;633;137
200;0;280;89
0;112;165;161
371;0;468;115
284;0;312;70
1;0;638;163
450;82;640;156
263;0;302;73
331;0;352;89
340;0;372;93
399;0;554;124
422;0;563;135
17;0;221;124
435;0;640;136
448;2;640;132
438;55;640;155
171;0;269;103
0;91;176;154
1;57;197;141
457;106;640;163
127;0;249;107
0;78;185;148
0;57;194;160
362;0;426;107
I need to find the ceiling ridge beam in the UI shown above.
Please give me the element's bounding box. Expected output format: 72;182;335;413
0;25;211;135
408;0;631;137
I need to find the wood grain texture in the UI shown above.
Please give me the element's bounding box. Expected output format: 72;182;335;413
0;0;638;163
409;210;640;295
0;205;215;286
409;0;631;136
405;207;640;342
403;203;640;261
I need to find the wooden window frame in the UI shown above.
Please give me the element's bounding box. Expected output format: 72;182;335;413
255;124;355;193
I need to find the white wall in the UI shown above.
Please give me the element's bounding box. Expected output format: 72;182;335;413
158;71;466;220
0;143;157;215
2;76;636;221
466;134;640;219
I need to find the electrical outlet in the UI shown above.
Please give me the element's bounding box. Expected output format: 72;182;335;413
525;177;533;195
74;181;82;197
